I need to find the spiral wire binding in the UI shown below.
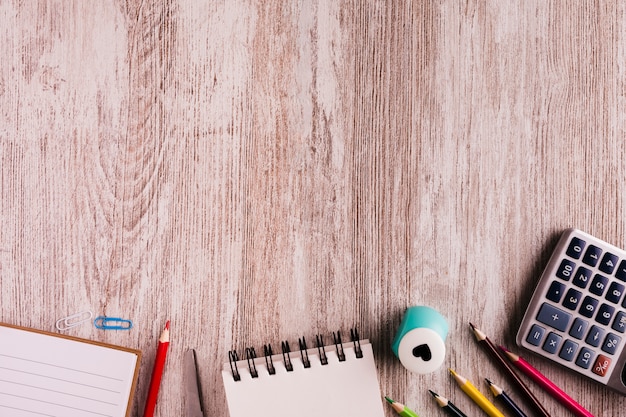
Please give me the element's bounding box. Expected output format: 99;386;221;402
350;328;363;358
315;334;328;365
228;350;241;381
298;337;311;368
263;344;276;375
229;328;364;380
333;331;346;361
281;341;294;371
245;347;258;378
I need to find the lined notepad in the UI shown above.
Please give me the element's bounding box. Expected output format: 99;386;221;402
0;323;141;417
222;334;385;417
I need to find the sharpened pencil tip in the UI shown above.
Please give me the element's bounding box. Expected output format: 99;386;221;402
165;320;170;330
385;396;394;404
428;389;437;397
469;322;476;330
485;378;493;385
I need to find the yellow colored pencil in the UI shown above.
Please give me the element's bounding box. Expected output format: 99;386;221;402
449;369;505;417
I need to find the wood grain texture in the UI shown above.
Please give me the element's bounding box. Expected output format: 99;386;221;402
1;1;625;416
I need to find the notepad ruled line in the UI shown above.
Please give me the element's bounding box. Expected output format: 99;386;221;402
0;377;120;405
0;366;123;394
0;392;115;417
0;353;125;381
0;404;57;417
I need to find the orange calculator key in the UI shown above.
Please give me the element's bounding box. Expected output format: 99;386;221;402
592;354;611;377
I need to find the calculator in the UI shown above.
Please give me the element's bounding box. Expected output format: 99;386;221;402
517;228;626;395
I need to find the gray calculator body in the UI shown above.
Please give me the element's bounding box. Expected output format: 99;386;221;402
517;228;626;395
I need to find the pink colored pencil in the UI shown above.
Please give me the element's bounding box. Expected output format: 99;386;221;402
499;346;594;417
143;320;171;417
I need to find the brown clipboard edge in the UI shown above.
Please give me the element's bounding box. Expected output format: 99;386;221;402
0;321;142;417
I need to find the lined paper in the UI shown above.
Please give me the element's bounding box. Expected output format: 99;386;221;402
0;323;140;417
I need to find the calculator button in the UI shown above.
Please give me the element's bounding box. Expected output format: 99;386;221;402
569;317;589;339
606;282;625;304
596;303;615;326
602;333;621;355
580;296;599;318
599;252;619;274
542;332;562;354
559;339;579;361
592;354;612;377
566;237;586;259
572;267;592;289
526;324;546;346
546;281;566;303
586;325;605;347
583;245;602;267
576;347;595;369
563;288;582;310
556;259;576;281
616;260;626;282
537;303;572;332
590;274;609;296
612;311;626;333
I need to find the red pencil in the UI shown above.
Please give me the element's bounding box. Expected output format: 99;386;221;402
499;346;593;417
143;320;171;417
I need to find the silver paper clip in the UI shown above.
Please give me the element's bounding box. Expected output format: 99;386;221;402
94;316;133;330
55;310;94;331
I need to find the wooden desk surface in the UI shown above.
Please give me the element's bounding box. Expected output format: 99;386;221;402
2;1;625;416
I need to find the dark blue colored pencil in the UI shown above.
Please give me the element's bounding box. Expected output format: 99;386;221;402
429;390;468;417
486;379;528;417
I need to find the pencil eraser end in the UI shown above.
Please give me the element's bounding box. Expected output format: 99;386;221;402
392;306;448;374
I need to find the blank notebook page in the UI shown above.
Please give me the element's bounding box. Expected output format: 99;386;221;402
0;323;140;417
222;340;385;417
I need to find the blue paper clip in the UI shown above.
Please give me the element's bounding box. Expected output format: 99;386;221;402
94;316;133;330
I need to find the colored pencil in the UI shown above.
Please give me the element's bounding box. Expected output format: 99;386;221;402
469;323;551;417
385;396;420;417
143;320;171;417
485;378;528;417
449;369;505;417
500;346;594;417
429;390;468;417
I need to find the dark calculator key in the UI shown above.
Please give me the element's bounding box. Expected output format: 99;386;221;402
537;303;572;332
559;339;579;361
563;288;582;310
606;282;625;304
569;317;589;339
616;260;626;282
586;325;605;347
526;324;546;346
596;303;615;326
542;332;562;354
546;281;566;303
583;245;603;267
590;274;609;296
602;333;621;355
580;296;599;318
599;252;619;274
612;311;626;333
572;266;592;288
556;259;576;281
576;347;595;369
566;237;586;259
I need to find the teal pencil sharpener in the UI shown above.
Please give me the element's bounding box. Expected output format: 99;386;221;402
392;306;448;374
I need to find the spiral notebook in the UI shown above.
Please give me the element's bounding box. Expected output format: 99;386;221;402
222;329;385;417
